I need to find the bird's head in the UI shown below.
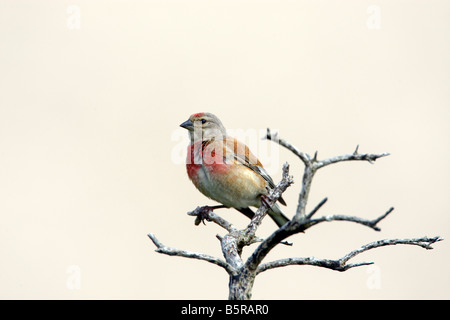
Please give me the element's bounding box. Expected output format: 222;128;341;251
180;112;226;142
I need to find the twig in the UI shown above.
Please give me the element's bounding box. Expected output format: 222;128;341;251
339;236;443;265
306;197;328;219
257;257;372;274
305;207;395;232
148;233;236;275
264;128;310;166
314;146;390;169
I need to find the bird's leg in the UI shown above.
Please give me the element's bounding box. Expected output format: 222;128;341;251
195;205;227;225
260;195;272;209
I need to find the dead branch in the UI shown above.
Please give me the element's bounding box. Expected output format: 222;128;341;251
148;128;442;300
147;233;236;275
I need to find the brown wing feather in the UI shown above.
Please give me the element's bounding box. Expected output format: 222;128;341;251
224;137;287;206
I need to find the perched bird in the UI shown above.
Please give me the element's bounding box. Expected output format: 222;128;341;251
180;112;290;227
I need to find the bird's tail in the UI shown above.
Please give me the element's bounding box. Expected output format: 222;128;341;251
268;203;290;227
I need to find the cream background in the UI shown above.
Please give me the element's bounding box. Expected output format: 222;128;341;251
0;0;449;299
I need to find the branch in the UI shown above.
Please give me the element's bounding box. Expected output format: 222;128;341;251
249;131;393;266
264;130;390;221
264;128;313;219
305;197;328;220
264;128;310;166
257;257;372;274
314;145;390;169
304;207;395;232
221;233;244;270
148;233;236;275
295;164;315;220
246;206;394;271
257;236;443;274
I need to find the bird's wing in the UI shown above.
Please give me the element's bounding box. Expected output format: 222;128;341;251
224;137;287;206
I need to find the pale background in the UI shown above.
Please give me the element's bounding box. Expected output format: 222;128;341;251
0;0;449;299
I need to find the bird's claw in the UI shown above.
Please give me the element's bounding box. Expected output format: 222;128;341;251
194;206;214;226
261;195;272;208
192;205;227;226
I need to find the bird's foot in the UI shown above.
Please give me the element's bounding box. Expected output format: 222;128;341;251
193;205;226;226
261;195;272;208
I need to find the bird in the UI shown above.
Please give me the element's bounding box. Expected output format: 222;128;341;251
180;112;290;227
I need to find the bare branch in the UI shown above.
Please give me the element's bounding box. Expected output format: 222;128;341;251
148;233;236;275
257;236;443;274
150;126;441;300
305;207;395;232
306;197;328;220
264;131;390;222
245;235;292;246
295;164;315;220
257;257;373;274
314;147;390;169
264;128;310;166
339;236;444;266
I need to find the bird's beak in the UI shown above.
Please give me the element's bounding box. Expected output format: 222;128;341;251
180;119;194;130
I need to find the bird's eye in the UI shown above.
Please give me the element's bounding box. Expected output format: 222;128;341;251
201;119;207;124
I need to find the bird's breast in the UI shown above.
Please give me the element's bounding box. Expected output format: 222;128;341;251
185;140;267;208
